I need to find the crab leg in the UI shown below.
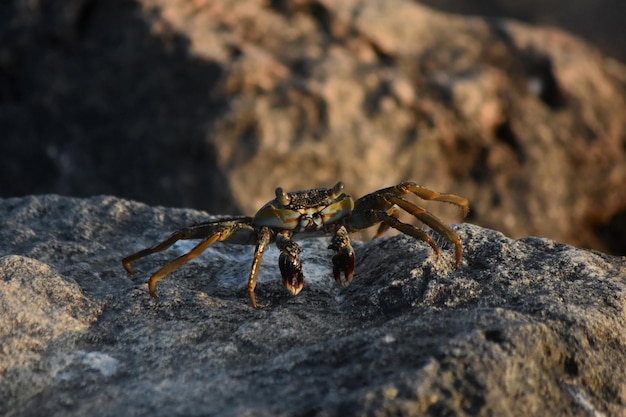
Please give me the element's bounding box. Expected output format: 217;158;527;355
395;182;470;219
377;211;442;259
122;218;252;274
122;231;188;275
147;234;223;298
122;218;257;300
373;206;400;238
248;226;272;308
387;196;463;266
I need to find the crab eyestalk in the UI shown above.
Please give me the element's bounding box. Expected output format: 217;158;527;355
276;234;305;295
328;226;355;287
329;181;345;199
275;187;291;206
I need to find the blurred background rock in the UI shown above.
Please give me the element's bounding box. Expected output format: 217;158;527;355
1;0;625;254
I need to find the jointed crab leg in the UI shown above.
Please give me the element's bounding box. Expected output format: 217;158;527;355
121;217;257;299
393;182;470;219
148;234;222;298
122;219;248;274
377;211;442;257
122;231;187;276
373;206;400;238
248;226;272;309
386;196;463;266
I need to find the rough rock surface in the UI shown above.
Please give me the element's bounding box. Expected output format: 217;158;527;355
1;0;626;254
1;195;625;416
420;0;626;62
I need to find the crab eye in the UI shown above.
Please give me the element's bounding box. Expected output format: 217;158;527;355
330;181;344;198
275;187;291;206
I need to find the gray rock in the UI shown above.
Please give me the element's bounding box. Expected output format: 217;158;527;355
1;195;625;416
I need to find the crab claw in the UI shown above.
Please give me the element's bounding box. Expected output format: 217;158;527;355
279;251;305;295
331;246;355;287
276;234;305;295
329;226;355;287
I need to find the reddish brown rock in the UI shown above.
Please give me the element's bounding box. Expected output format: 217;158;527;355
1;0;625;253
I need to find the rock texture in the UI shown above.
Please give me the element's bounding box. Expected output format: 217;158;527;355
420;0;626;62
1;0;626;254
1;195;625;416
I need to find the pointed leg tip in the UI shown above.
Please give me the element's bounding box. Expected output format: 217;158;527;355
248;291;260;309
122;261;135;275
454;244;463;268
148;283;159;300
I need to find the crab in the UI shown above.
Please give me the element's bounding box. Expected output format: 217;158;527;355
122;182;469;308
